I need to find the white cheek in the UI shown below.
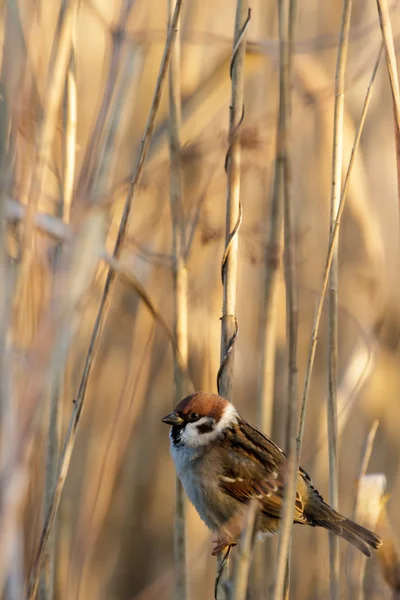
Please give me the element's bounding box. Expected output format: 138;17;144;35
180;417;221;447
215;402;238;432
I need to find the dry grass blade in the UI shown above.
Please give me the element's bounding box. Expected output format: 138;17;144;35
25;2;185;597
273;1;298;599
376;0;400;207
297;43;383;471
5;198;73;241
327;2;354;598
167;1;188;598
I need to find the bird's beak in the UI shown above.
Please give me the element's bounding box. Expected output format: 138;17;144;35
162;412;183;426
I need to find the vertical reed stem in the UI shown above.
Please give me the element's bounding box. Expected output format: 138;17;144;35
168;1;188;598
216;2;250;599
273;0;298;598
328;3;353;598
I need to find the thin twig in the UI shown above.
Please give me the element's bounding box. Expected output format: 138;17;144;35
167;1;187;598
327;2;354;598
25;3;185;597
214;546;233;600
273;0;298;598
297;43;383;481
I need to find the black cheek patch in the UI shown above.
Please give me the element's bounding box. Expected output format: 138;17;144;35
197;422;214;435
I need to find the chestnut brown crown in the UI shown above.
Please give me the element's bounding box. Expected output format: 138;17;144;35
161;392;229;427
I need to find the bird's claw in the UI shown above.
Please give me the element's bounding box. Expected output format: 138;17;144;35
211;538;236;556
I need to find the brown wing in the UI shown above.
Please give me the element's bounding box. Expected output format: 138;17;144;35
218;420;307;523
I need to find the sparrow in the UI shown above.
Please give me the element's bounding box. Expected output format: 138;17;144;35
162;392;382;557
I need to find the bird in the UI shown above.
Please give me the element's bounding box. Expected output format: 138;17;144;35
162;391;382;557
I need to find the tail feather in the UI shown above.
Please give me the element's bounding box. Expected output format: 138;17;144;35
317;515;383;558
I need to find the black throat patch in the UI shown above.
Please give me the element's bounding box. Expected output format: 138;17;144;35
171;425;183;447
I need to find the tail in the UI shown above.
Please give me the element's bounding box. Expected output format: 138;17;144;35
317;514;383;558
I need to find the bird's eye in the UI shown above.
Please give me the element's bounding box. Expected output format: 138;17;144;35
189;412;200;421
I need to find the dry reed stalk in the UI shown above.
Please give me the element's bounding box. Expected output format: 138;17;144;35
25;2;185;597
62;45;77;226
77;0;136;197
217;2;249;401
148;52;262;168
375;0;400;208
0;208;105;599
313;336;376;470
167;1;188;598
297;40;383;486
90;43;141;201
16;0;80;301
215;2;249;600
39;27;78;600
294;52;385;282
0;77;20;599
253;2;280;585
327;3;353;598
257;223;281;436
273;1;298;599
257;29;282;439
231;501;258;600
349;421;379;599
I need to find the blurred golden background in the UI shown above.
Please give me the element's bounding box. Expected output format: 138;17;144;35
1;0;400;599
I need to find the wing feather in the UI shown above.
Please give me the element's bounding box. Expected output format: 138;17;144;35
218;421;307;523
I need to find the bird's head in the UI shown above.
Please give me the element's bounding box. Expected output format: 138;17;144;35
162;392;238;447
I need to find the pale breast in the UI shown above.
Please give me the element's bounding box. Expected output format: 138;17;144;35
170;440;240;532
